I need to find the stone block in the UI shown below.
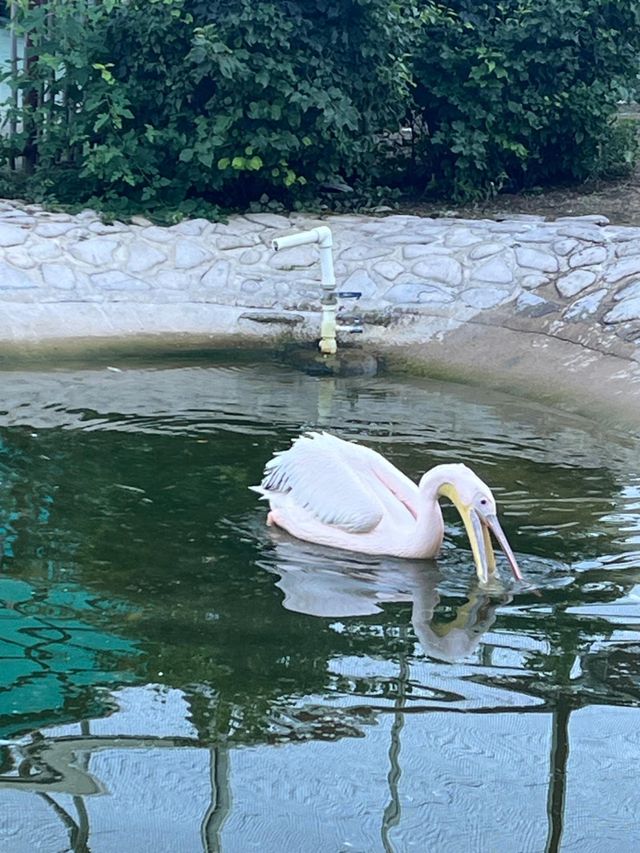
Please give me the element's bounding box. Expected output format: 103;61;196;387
444;229;482;248
216;234;261;250
243;212;291;228
5;250;35;270
614;281;640;301
412;256;463;287
70;238;120;266
91;271;150;290
553;238;580;257
239;249;262;265
519;273;550;290
29;241;63;261
515;247;559;273
341;269;377;299
126;244;168;274
556;270;597;298
35;222;81;238
383;282;453;304
461;286;515;309
563;289;607;321
472;257;514;284
339;244;393;261
201;260;232;290
175;241;212;269
604;256;640;284
373;260;405;281
557;225;607;243
42;264;77;290
516;292;560;317
402;244;450;260
0;262;37;289
568;246;607;268
603;296;640;324
468;242;504;260
268;245;317;270
0;223;29;246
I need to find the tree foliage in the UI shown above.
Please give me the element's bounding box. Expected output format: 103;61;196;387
0;0;639;211
0;0;411;214
410;0;640;198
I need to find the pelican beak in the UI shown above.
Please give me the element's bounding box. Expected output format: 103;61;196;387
476;507;523;582
439;485;523;583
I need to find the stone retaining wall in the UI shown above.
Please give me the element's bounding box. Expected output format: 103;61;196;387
0;199;639;418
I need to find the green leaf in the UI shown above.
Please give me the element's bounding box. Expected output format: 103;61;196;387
197;150;214;168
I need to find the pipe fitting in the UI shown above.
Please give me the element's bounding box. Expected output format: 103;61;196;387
271;226;338;353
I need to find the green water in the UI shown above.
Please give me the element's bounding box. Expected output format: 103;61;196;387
0;357;639;852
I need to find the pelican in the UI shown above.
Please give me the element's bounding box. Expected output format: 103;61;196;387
252;432;522;583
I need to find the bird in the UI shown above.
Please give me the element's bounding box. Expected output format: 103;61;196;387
251;432;522;584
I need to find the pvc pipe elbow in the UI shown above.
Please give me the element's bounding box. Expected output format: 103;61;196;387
313;226;333;248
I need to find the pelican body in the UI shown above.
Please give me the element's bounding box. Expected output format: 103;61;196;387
252;433;522;583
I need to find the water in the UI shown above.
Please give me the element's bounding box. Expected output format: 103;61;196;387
0;355;639;852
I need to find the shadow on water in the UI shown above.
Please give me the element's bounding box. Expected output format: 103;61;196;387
0;359;639;851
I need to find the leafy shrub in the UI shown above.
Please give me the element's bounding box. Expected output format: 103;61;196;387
409;0;640;199
2;0;640;211
0;0;411;213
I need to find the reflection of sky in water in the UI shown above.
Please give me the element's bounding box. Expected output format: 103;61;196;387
0;361;639;851
2;689;639;852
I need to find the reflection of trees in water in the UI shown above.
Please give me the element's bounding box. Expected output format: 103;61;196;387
0;410;639;850
0;424;638;741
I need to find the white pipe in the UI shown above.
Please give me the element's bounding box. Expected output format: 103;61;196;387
320;304;338;350
272;226;331;252
272;227;337;354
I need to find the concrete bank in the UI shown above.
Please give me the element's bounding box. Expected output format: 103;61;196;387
0;200;639;420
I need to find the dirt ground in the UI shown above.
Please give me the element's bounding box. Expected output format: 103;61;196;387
400;162;640;226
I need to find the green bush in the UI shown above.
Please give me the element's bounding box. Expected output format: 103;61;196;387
0;0;411;214
410;0;640;199
2;0;640;211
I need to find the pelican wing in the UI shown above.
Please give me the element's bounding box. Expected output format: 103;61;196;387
255;432;422;533
327;435;420;519
257;433;387;533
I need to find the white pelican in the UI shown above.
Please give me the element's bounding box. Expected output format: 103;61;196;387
252;432;523;584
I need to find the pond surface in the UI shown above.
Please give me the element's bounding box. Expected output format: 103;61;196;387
0;355;639;852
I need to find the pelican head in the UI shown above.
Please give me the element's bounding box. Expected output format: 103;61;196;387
428;464;522;584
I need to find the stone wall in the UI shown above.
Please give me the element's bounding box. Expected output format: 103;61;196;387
0;199;639;418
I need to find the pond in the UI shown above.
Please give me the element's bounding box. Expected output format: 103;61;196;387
0;353;639;852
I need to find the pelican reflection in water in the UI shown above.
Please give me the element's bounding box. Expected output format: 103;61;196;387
260;532;506;662
252;432;522;585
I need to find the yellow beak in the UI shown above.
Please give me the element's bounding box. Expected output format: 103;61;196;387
439;484;523;584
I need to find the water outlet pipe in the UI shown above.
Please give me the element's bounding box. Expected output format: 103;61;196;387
272;226;338;355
